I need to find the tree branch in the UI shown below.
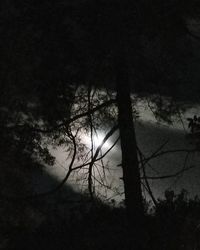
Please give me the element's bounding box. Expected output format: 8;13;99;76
0;127;77;201
142;165;195;180
87;125;118;198
5;99;116;134
137;146;158;206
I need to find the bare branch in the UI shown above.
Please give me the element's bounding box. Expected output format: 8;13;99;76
70;136;119;171
137;146;158;206
144;148;196;164
140;139;169;166
87;85;95;199
142;165;195;180
87;125;118;199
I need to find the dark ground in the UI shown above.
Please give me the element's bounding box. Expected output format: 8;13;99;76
0;157;200;250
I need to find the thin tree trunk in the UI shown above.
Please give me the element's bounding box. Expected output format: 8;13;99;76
115;56;144;240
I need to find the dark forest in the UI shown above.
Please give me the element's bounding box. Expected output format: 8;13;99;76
1;1;200;249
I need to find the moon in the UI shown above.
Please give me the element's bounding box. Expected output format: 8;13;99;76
93;133;109;148
83;132;110;149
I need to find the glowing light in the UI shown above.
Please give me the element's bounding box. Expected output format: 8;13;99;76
93;134;109;148
83;132;110;148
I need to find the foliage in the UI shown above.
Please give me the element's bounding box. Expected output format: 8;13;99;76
1;187;200;250
1;0;199;167
1;1;200;248
152;189;200;249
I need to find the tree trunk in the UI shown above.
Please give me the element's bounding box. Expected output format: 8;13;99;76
115;56;144;241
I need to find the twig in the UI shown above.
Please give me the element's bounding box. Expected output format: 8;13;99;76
142;165;195;180
137;146;158;206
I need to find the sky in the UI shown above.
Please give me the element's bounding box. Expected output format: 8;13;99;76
32;101;200;204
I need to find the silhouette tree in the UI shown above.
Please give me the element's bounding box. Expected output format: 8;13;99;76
1;1;200;248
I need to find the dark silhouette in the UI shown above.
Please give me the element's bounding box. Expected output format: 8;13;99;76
1;1;200;249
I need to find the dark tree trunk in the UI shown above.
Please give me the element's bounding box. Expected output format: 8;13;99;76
115;56;144;243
